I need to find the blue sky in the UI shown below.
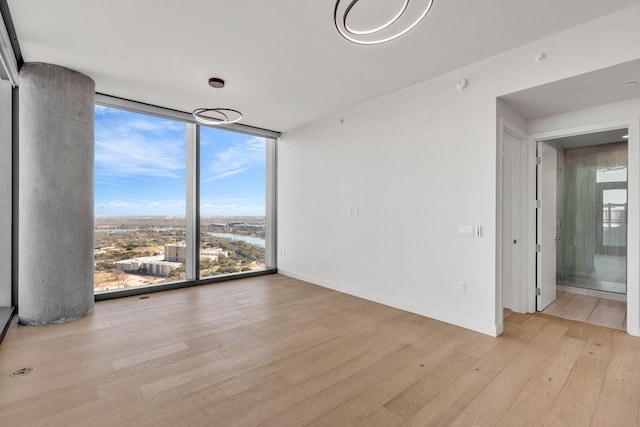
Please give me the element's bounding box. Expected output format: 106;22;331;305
95;105;266;216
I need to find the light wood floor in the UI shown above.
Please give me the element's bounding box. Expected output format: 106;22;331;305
543;290;627;331
1;275;639;426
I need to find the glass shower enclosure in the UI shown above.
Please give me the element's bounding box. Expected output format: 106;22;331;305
556;141;627;294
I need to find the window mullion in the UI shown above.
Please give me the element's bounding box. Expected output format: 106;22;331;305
186;123;199;280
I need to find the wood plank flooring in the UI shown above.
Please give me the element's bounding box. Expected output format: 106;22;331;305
1;274;639;426
543;290;627;330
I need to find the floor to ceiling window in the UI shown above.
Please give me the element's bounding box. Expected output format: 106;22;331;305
94;106;187;292
199;127;267;278
94;100;277;295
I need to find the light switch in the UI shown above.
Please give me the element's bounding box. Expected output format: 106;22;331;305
458;226;474;236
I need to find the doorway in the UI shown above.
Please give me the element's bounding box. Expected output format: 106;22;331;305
536;129;628;330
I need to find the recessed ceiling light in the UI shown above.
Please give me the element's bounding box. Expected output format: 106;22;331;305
623;81;638;87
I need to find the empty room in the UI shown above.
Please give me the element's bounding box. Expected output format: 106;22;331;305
2;1;640;426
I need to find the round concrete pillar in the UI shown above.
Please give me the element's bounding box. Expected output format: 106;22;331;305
18;63;95;325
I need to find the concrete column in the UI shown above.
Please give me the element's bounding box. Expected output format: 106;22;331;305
18;63;95;325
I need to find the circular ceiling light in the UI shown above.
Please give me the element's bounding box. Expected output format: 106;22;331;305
334;0;434;45
193;108;243;126
192;77;243;126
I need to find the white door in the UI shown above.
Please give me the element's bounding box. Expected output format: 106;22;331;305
502;130;522;310
537;141;558;310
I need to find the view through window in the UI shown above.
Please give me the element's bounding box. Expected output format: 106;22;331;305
94;104;272;293
94;106;187;292
199;127;266;278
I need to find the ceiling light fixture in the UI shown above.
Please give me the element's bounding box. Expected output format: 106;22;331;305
623;135;629;139
334;0;434;45
192;78;243;126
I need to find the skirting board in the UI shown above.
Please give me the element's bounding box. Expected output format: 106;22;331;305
278;269;502;337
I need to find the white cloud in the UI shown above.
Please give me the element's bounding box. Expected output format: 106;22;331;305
200;199;265;216
95;115;186;178
95;197;263;216
95;199;187;215
202;137;265;182
95;105;119;116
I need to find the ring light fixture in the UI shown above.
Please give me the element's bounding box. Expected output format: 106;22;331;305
192;108;243;126
192;78;243;126
334;0;434;45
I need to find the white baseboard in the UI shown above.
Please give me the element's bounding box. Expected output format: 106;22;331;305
278;269;502;337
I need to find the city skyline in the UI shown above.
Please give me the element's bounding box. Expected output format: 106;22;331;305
95;105;266;216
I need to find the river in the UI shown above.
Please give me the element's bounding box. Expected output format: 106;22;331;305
208;233;266;248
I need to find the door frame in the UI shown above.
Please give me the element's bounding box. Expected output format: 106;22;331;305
525;118;639;336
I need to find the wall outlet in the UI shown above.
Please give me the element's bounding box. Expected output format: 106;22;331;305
279;249;286;257
458;282;467;293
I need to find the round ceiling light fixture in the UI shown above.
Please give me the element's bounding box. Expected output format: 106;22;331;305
192;78;243;126
192;108;243;126
334;0;434;45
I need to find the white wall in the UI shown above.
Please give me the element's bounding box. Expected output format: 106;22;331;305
0;79;11;307
278;4;640;336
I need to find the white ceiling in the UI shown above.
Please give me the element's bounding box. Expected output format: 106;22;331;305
7;0;640;131
501;59;640;120
548;129;629;150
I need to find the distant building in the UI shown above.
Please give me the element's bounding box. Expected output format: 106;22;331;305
165;242;186;263
113;259;140;272
140;260;181;277
114;255;181;277
201;247;229;262
166;242;230;263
